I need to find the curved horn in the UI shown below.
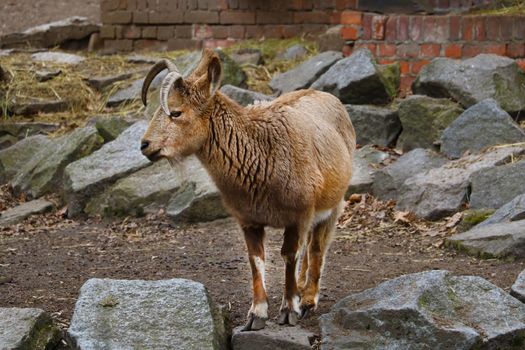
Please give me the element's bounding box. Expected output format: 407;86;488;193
160;71;182;116
141;59;179;106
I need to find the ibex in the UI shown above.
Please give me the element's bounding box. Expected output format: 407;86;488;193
140;49;356;331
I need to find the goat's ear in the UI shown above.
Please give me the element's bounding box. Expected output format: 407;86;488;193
207;55;222;96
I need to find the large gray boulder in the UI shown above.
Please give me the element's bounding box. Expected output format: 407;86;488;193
413;54;525;114
277;44;308;61
0;307;60;350
67;278;229;350
0;199;53;227
396;146;525;220
347;146;390;195
85;156;227;221
372;148;447;201
220;85;273;106
106;78;145;108
0;17;99;49
64;121;150;217
11;126;103;198
477;193;525;227
91;116;134;142
447;221;525;258
311;48;399;105
396;95;464;152
0;135;50;183
469;160;525;210
166;159;228;222
511;270;525;303
320;270;525;350
232;321;313;350
85;72;134;91
441;99;525;159
270;51;342;94
345;105;401;147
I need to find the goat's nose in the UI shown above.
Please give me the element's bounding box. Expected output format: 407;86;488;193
141;140;150;151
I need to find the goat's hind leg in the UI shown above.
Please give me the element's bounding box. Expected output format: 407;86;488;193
278;222;308;326
241;224;268;331
299;203;342;318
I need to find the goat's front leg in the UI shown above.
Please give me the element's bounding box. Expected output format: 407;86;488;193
241;224;268;331
278;223;307;326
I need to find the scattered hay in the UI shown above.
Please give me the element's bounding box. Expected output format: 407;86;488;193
0;39;317;129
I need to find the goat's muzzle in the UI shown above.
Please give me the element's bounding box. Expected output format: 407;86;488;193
140;139;162;162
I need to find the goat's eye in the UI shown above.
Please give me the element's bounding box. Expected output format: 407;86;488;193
169;111;182;119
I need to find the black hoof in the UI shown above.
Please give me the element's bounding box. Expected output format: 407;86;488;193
242;313;267;331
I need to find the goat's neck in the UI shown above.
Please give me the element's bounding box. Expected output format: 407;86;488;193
197;94;268;195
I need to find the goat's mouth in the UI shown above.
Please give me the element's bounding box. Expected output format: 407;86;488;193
143;149;163;162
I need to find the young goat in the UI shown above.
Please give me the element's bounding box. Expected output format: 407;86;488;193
140;49;356;331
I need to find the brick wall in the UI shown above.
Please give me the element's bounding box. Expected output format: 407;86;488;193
346;13;525;91
100;0;360;51
100;0;499;51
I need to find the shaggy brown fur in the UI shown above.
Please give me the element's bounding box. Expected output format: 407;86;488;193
141;49;356;331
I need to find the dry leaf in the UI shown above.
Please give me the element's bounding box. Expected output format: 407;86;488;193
445;212;463;228
393;211;416;224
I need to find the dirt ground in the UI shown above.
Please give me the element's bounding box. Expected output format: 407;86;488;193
0;0;100;36
1;194;523;347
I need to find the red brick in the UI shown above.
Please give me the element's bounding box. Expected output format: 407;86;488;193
449;15;461;41
149;11;183;24
256;11;293;24
516;58;525;71
420;43;441;58
100;25;116;39
409;16;423;42
481;43;506;56
133;11;148;24
377;43;396;57
289;0;303;10
262;25;284;38
474;16;486;40
193;24;214;39
385;16;397;42
377;58;395;65
507;42;525;58
245;25;264;38
371;15;387;40
175;25;192;38
220;11;255;24
101;0;119;11
282;25;303;38
397;15;409;41
397;43;419;58
444;43;462;58
228;25;245;38
514;16;525;40
361;13;372;40
411;60;430;74
330;11;342;25
123;25;141;39
340;26;359;40
157;26;174;40
102;11;132;24
423;16;448;43
485;16;500;41
462;16;474;41
115;25;123;39
142;26;157;38
336;0;358;9
500;16;514;41
293;11;329;24
463;44;482;57
184;10;219;24
340;10;361;25
399;61;410;74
